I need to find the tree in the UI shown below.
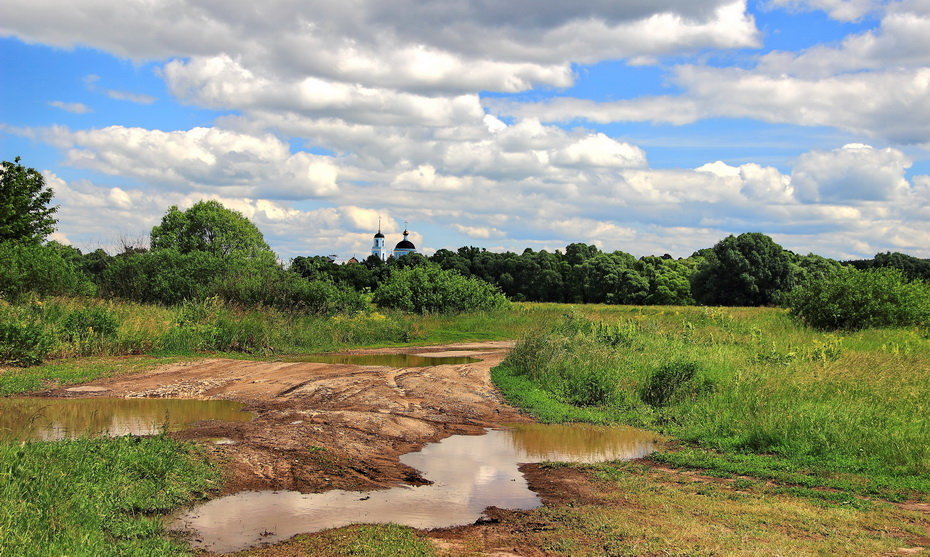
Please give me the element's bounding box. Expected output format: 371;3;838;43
691;233;794;306
0;157;58;243
150;200;272;258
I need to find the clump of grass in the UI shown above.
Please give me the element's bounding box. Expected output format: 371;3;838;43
289;523;435;557
0;434;217;556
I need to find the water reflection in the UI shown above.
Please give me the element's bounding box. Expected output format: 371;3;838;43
0;398;253;441
173;424;660;553
282;353;480;367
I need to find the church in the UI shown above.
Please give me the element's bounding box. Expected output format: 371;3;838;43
371;223;417;260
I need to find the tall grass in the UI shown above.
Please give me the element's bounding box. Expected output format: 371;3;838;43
497;305;930;483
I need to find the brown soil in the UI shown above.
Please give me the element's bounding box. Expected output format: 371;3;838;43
43;342;529;495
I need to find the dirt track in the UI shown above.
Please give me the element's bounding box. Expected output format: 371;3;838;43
46;342;529;494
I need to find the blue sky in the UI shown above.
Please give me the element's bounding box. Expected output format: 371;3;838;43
2;0;930;259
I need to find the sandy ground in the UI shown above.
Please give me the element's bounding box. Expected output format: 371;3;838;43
44;342;530;495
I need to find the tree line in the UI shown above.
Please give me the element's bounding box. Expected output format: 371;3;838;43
2;156;929;317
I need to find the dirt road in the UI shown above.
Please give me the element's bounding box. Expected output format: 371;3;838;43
46;342;528;494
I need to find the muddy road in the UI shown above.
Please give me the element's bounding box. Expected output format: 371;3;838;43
44;342;529;495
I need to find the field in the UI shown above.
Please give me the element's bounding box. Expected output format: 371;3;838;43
1;301;929;555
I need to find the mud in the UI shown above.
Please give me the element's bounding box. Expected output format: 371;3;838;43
42;342;527;495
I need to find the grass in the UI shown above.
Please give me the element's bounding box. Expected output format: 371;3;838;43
240;524;436;557
0;434;217;556
494;305;930;493
0;355;188;396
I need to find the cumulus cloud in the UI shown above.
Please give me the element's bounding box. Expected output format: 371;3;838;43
0;0;758;93
496;1;930;144
791;143;912;202
45;170;405;257
45;125;340;199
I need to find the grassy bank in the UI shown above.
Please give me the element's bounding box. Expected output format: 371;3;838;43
494;305;930;495
0;298;561;396
0;434;217;556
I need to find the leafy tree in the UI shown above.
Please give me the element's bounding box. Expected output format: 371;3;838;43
636;256;695;305
0;157;57;243
692;233;794;306
150;200;272;258
847;252;930;282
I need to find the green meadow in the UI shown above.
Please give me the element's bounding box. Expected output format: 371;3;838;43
494;304;930;498
2;301;929;555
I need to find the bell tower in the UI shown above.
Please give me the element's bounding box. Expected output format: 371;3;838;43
371;218;387;261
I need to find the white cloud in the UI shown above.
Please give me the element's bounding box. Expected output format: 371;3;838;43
0;0;758;95
767;0;881;21
105;89;156;105
791;143;911;202
45;125;340;199
452;224;504;239
48;101;91;114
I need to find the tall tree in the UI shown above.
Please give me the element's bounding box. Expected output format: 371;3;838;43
0;157;58;243
150;200;272;258
691;232;794;306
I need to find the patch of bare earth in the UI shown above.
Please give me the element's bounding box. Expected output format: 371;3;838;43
42;342;527;495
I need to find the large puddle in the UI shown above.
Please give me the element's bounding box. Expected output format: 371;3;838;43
283;353;481;367
0;398;253;441
172;423;660;553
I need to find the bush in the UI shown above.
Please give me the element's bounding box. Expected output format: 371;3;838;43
373;265;509;314
99;249;228;305
212;267;366;315
0;242;95;300
786;267;930;330
62;306;119;341
0;317;56;366
640;360;707;407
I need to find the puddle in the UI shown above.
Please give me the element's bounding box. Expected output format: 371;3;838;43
0;398;253;441
172;423;659;553
283;353;481;367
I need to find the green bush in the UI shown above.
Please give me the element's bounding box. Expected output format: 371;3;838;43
0;242;95;300
640;360;709;407
212;267;366;314
62;306;119;341
373;265;509;314
786;267;930;330
99;249;227;305
0;316;56;366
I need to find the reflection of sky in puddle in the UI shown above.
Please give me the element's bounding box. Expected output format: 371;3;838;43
173;424;660;553
0;398;252;441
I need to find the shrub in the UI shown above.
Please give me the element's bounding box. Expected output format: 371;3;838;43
373;265;509;314
0;317;56;366
212;268;366;315
0;242;95;300
786;267;930;330
640;360;706;408
62;306;119;341
99;249;227;305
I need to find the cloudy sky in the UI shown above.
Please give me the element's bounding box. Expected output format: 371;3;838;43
2;0;930;259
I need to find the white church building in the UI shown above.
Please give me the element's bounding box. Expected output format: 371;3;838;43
371;223;417;260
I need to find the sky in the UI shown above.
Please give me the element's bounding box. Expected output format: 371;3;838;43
2;0;930;260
